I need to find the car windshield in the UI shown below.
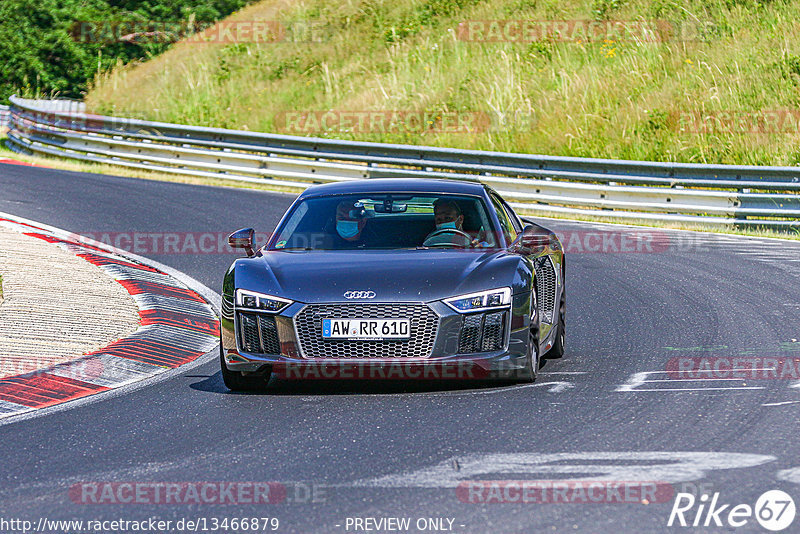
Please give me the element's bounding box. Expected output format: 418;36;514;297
269;193;500;250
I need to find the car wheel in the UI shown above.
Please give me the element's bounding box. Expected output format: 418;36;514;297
546;290;565;360
219;345;270;391
521;289;540;383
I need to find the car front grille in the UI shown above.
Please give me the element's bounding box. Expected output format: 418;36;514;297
294;303;439;359
238;312;281;354
458;311;507;353
536;256;557;324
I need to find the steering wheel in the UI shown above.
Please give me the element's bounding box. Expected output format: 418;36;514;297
423;227;474;248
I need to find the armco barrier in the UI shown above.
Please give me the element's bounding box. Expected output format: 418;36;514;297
5;96;800;229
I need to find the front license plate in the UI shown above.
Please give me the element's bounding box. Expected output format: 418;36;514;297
322;318;410;340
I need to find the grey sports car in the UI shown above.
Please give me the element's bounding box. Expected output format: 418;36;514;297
219;178;565;390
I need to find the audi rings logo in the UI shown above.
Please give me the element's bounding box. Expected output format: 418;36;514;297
344;290;376;299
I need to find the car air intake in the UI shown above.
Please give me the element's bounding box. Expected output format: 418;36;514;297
294;303;439;358
238;312;281;354
536;256;557;324
458;311;507;353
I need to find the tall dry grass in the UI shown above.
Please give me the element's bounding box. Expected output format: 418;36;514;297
87;0;800;165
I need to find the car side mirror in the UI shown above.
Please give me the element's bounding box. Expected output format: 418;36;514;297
229;228;256;257
513;225;552;253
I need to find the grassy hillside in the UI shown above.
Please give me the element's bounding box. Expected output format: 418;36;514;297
86;0;800;166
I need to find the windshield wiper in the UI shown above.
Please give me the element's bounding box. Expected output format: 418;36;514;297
274;247;314;251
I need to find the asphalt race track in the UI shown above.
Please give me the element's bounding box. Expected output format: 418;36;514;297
1;163;800;533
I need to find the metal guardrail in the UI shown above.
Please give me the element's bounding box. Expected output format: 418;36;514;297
6;96;800;228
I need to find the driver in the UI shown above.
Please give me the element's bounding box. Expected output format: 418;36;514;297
433;199;464;232
423;199;473;247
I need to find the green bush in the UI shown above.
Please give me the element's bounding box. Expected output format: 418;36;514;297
0;0;256;103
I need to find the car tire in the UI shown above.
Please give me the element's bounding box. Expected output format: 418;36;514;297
521;289;540;383
545;290;565;360
220;346;271;391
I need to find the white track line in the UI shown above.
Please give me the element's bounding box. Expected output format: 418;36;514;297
627;387;765;392
616;370;774;392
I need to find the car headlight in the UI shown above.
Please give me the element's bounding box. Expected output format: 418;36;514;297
235;289;292;313
444;287;512;313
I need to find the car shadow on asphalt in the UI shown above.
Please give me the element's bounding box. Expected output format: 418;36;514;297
188;371;531;396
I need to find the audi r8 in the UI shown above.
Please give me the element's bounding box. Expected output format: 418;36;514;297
219;178;565;390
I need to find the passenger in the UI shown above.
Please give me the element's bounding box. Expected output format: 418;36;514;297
333;200;377;248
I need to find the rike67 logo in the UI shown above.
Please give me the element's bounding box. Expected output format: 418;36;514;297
668;489;796;531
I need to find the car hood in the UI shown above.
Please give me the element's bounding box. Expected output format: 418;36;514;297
233;249;524;303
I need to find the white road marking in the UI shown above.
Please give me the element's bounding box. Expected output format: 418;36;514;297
615;371;651;392
643;378;757;382
349;452;776;488
628;387;764;392
616;370;772;392
417;381;574;397
531;381;574;393
762;401;800;407
778;467;800;484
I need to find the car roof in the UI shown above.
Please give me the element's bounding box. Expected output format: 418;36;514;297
298;178;488;198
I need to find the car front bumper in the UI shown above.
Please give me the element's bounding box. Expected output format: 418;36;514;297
220;292;534;380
